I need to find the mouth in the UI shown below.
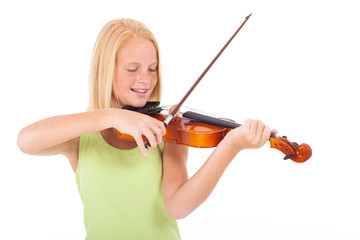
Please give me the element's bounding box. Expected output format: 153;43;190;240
131;88;149;94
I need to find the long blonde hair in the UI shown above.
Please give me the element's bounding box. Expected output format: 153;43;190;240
88;18;161;110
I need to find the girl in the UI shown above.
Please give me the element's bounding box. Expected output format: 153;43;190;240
17;18;272;239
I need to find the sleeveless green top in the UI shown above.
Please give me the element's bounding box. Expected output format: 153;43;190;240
76;132;181;240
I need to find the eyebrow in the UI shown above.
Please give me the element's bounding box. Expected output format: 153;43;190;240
124;61;158;66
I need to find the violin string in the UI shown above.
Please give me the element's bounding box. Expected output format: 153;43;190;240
157;105;221;119
180;106;221;118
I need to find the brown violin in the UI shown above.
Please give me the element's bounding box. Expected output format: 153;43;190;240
116;13;312;163
116;104;312;163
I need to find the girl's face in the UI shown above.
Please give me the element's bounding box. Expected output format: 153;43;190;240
113;37;158;108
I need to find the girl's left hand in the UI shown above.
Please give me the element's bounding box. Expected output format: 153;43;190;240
222;119;276;153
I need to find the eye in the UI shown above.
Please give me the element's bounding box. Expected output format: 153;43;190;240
149;66;158;72
127;67;138;72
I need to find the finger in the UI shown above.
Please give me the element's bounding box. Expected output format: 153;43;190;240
262;126;272;144
143;129;157;149
134;134;148;156
158;120;167;136
250;119;258;133
149;118;166;135
156;126;165;143
243;119;252;129
150;124;164;144
151;127;163;145
271;129;278;135
256;120;265;136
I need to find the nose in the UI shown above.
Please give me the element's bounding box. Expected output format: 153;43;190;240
137;71;151;85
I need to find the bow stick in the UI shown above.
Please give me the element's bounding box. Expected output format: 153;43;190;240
163;13;252;126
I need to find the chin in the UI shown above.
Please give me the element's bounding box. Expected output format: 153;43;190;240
128;100;148;108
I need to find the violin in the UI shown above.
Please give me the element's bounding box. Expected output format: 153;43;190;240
116;14;312;163
117;103;312;163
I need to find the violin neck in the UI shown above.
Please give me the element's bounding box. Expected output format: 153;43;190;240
182;111;241;129
183;111;278;139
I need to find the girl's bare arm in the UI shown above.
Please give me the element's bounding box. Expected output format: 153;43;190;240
162;119;272;219
17;109;115;156
17;108;166;170
17;109;117;171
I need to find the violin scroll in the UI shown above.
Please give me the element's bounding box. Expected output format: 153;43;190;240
269;134;312;163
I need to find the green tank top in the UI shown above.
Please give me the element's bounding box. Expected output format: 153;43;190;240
76;132;181;240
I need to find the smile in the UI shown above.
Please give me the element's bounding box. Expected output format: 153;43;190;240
131;88;148;93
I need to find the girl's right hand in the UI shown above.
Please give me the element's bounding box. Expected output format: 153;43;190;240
112;109;166;156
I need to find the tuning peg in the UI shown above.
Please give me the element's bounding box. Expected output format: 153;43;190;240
283;154;294;160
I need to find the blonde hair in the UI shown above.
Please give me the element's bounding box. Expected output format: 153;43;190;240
88;18;161;110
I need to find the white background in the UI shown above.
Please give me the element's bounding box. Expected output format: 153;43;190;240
1;0;359;239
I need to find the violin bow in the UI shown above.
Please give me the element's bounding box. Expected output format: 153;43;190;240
161;14;312;162
163;13;252;126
